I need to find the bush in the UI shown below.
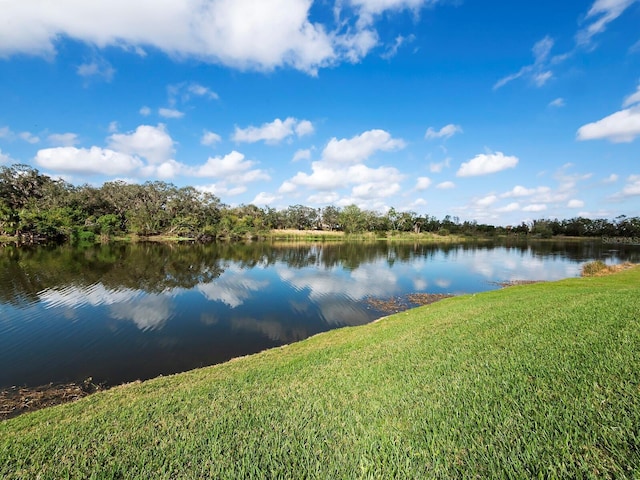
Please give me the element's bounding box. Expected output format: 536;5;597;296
581;260;608;276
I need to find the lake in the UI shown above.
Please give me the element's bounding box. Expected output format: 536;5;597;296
1;239;638;389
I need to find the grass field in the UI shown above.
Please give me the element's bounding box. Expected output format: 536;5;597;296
1;267;639;478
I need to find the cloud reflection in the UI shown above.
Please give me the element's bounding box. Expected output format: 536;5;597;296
109;295;173;331
196;267;269;308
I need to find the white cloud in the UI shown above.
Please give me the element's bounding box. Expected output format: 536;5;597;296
429;157;450;173
415;176;432;190
321;129;405;163
0;126;13;139
0;149;14;165
201;130;222;146
522;204;547;212
108;121;119;133
107;124;175;164
577;0;638;45
158;108;185;119
620;174;640;196
603;173;619;183
425;123;462;140
19;131;40;144
496;202;520;213
534;71;553;87
295;120;315;137
494;36;556;90
549;97;565;108
623;84;640;108
47;133;79;146
475;194;498;207
278;181;298;194
139;106;152;116
577;106;640;143
280;129;406;206
381;34;415;59
77;59;115;81
567;199;585;208
348;0;439;27
0;0;352;74
501;185;551;198
252;192;279;205
184;83;219;101
292;148;312;162
35;146;143;176
457;152;519;177
233;117;313;144
436;181;455;189
194;151;270;185
110;295;172;331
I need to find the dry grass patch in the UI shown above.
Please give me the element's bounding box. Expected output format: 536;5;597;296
581;260;636;277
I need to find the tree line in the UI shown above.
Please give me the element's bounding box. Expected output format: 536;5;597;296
1;164;638;243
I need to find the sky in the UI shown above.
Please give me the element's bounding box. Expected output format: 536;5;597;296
0;0;639;226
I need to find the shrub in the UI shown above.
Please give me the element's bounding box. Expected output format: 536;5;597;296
581;260;608;276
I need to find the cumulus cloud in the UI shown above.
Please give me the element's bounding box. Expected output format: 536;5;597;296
292;148;312;162
201;130;222;146
107;124;175;164
233;117;313;144
19;131;40;144
0;0;393;74
139;106;152;116
457;152;519;177
279;129;405;206
252;192;279;205
475;194;498;207
158;108;185;119
47;133;79;146
436;181;455;189
522;204;547;212
567;199;585;208
577;106;640;143
415;176;432;190
496;202;520;213
429;157;450;173
321;129;405;163
620;174;640;196
0;149;14;165
500;185;551;198
424;124;462;140
194;151;270;184
35;146;143;176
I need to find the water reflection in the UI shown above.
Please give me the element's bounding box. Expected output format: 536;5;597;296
0;240;638;389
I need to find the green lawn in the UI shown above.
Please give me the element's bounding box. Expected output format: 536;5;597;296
2;267;639;479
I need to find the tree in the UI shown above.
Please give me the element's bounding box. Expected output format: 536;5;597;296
339;204;365;233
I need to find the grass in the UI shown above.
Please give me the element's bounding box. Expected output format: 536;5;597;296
581;260;635;277
2;267;640;478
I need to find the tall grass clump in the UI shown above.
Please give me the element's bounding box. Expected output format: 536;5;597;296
1;266;640;478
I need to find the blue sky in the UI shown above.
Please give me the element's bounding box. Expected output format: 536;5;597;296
1;0;639;225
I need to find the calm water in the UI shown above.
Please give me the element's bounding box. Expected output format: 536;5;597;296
1;240;638;389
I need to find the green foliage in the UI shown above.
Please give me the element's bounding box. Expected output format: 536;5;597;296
1;267;639;478
1;164;639;243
